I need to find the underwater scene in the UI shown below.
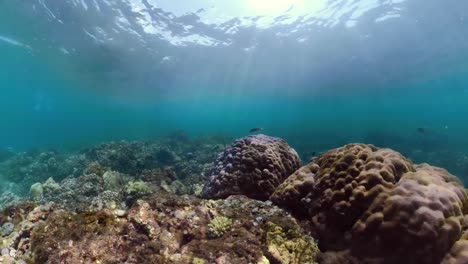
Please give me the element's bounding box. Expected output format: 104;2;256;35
1;0;468;263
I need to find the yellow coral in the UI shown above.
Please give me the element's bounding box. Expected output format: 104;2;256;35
125;181;152;196
208;216;232;238
265;222;319;264
193;183;204;197
192;257;206;264
257;256;270;264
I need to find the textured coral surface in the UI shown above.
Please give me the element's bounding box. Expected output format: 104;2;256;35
443;231;468;264
270;162;320;217
202;134;301;200
351;163;467;263
272;143;468;264
305;144;416;249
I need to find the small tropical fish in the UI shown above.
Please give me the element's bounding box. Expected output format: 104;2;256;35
416;127;425;134
249;127;263;133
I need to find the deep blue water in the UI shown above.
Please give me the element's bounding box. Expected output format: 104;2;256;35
1;0;468;181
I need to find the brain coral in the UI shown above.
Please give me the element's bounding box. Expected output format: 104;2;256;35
202;134;301;200
271;143;468;264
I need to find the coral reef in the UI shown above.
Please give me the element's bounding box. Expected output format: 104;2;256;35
0;134;225;199
202;134;301;200
0;151;88;196
0;193;316;264
0;134;227;211
1;135;468;264
271;143;468;264
0;192;23;212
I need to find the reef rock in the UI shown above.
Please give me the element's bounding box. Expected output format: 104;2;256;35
0;193;319;264
202;134;301;200
272;143;468;264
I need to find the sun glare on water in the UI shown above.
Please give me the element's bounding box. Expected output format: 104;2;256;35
243;0;326;16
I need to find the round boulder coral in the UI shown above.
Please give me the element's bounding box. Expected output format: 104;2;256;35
305;144;415;248
271;143;468;263
351;163;468;263
202;134;301;200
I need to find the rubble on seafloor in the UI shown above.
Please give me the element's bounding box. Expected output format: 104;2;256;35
0;134;468;264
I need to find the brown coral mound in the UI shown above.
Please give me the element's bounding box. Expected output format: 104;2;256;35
202;134;301;200
351;163;468;263
271;143;468;264
305;144;415;247
270;162;320;217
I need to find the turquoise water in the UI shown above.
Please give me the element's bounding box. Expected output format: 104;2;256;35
1;0;468;182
